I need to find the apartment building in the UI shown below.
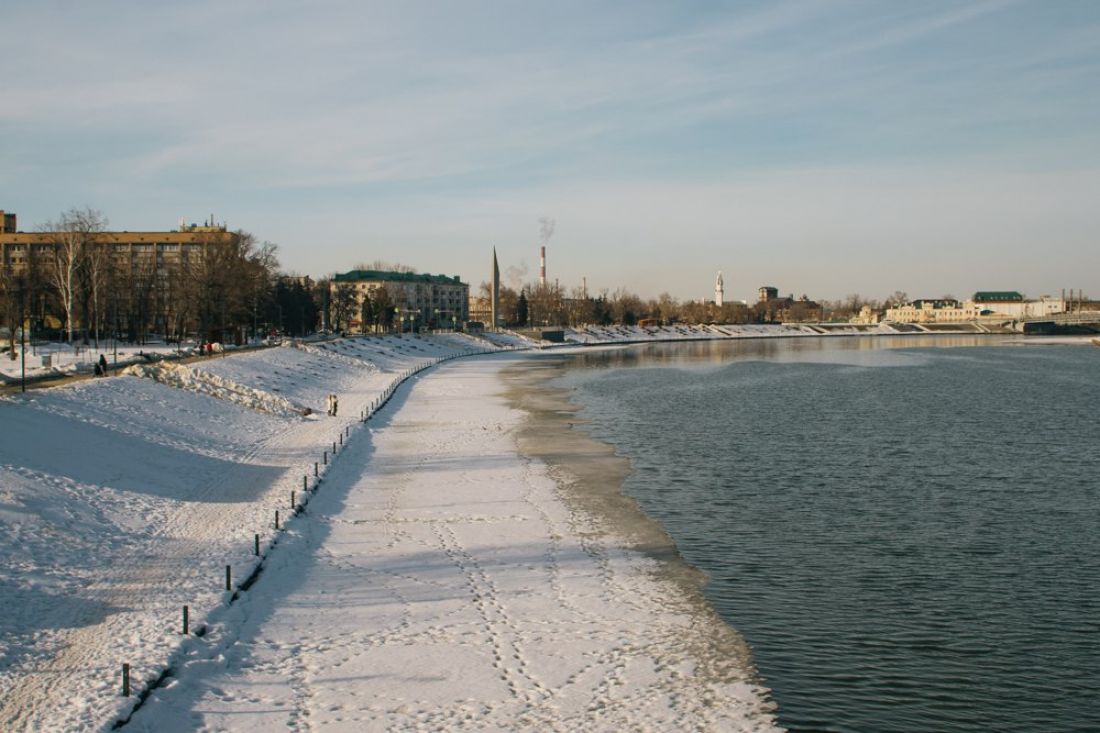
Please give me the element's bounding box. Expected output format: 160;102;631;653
331;269;469;331
0;215;240;276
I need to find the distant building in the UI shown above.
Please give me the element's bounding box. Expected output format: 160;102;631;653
885;299;979;323
884;293;1064;323
755;286;820;323
1;214;239;278
973;291;1024;304
754;290;821;322
331;269;469;332
970;292;1063;319
0;211;242;336
715;271;724;307
849;304;881;325
279;274;313;288
468;292;492;325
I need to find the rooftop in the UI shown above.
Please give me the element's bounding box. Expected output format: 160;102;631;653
973;291;1024;302
334;270;465;285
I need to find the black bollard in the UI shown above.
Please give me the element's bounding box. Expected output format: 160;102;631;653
254;533;260;556
275;510;280;529
122;663;130;697
225;565;232;592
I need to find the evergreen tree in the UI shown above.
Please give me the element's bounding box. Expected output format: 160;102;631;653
516;290;529;326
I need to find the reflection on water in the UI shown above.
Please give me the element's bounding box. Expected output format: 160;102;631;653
561;336;1100;733
568;334;1007;370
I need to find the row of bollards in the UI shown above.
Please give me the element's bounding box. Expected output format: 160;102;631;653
118;348;488;698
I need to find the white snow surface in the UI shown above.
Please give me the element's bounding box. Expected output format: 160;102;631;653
1;333;778;732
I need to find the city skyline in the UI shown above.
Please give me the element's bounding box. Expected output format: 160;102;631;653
3;1;1099;301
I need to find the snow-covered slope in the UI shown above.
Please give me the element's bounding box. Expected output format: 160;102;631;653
0;335;494;731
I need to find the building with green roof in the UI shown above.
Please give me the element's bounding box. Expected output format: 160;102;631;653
972;291;1024;303
331;270;469;332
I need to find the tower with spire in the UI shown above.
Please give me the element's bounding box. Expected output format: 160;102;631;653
491;248;500;329
715;271;724;307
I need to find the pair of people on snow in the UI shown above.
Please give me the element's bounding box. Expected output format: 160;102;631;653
325;393;339;416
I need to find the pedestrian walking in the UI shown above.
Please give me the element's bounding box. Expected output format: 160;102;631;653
332;394;338;416
325;393;333;416
98;354;108;376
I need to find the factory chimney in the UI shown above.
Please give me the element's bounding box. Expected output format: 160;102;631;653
539;246;546;286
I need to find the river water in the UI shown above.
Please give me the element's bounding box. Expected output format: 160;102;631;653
558;336;1099;733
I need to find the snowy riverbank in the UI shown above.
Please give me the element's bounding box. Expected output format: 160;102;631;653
0;334;492;730
0;334;778;731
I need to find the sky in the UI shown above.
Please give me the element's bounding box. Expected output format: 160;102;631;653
3;0;1099;302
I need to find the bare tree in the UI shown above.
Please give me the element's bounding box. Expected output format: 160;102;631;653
83;240;110;348
331;283;357;332
353;260;417;274
609;288;644;325
0;266;25;358
654;292;678;324
886;290;909;307
41;207;107;342
525;281;566;326
372;285;395;332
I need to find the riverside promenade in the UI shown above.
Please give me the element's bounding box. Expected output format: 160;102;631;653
126;355;780;732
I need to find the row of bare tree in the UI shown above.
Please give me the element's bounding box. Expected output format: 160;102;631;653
480;281;912;328
1;208;282;354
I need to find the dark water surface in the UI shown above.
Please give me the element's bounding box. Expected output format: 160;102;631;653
559;336;1100;733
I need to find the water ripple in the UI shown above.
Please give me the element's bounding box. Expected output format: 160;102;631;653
565;340;1100;733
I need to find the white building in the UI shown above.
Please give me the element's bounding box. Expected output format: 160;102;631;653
884;292;1065;324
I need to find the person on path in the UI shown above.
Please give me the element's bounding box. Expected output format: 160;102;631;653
98;354;108;376
325;393;333;416
331;394;339;416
